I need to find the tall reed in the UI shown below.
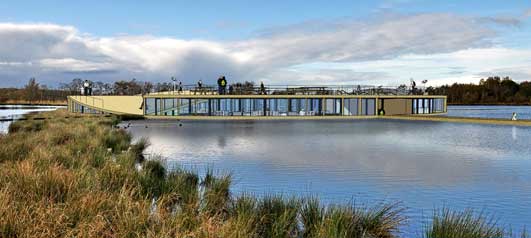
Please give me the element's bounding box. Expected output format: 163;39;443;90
0;109;527;238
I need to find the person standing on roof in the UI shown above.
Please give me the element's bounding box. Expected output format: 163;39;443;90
218;76;227;95
197;80;203;95
260;81;266;95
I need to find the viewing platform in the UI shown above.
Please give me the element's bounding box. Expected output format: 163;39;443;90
68;84;447;120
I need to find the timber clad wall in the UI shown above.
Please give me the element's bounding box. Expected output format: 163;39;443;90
383;99;409;115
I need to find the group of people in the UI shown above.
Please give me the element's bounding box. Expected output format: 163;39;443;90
173;76;267;95
213;76;267;95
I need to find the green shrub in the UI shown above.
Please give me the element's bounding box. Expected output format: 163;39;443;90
425;208;505;238
103;129;131;153
301;197;324;238
139;160;167;197
201;169;232;217
257;195;301;238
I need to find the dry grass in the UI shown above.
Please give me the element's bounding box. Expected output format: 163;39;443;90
2;99;67;106
0;109;526;237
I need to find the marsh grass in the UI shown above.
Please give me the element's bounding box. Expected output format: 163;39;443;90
0;109;527;237
425;208;506;238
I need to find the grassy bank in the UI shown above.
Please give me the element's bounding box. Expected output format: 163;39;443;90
0;110;527;237
0;99;67;106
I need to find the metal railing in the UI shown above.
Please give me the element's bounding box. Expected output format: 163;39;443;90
148;84;426;96
71;95;105;110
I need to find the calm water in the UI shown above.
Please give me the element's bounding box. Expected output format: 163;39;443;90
1;105;529;235
447;105;531;120
0;105;61;133
125;106;531;236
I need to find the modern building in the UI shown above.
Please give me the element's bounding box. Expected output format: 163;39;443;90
68;85;446;119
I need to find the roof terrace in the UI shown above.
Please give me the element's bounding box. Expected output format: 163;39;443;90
148;84;425;96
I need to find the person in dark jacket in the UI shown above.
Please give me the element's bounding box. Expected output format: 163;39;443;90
196;80;203;95
217;76;227;95
260;81;266;95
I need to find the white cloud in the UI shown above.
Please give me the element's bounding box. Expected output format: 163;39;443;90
297;48;531;86
525;9;531;18
38;58;116;73
0;12;526;87
237;13;493;66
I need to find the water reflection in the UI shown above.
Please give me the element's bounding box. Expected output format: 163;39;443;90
129;120;531;187
125;114;531;234
0;105;62;133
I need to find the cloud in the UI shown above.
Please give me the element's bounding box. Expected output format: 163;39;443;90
525;9;531;18
301;48;531;86
481;16;522;27
0;12;520;87
236;13;494;66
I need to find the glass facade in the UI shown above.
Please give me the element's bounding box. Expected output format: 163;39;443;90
412;98;446;114
343;99;359;116
143;97;389;117
71;101;104;114
361;99;376;115
70;96;446;117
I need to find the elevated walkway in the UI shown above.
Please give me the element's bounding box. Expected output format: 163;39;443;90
68;95;143;115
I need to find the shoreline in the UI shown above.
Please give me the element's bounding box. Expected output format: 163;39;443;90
0;101;67;106
0;109;528;237
448;103;531;106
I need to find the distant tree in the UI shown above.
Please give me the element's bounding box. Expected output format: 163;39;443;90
142;82;154;94
430;76;530;105
24;78;40;102
113;79;142;95
155;82;172;92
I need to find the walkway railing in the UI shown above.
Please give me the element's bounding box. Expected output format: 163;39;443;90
70;95;105;110
147;84;425;96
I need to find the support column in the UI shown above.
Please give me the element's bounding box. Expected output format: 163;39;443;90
322;98;326;115
340;98;344;115
263;98;267;116
188;99;192;115
208;99;212;116
358;98;362;116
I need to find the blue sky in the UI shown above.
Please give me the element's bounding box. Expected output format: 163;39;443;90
0;0;530;87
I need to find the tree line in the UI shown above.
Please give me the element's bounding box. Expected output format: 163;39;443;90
426;76;531;105
0;78;73;104
1;76;531;105
0;78;177;104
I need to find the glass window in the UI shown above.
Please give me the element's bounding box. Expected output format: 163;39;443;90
145;98;156;115
278;99;288;115
252;99;264;116
192;99;209;115
361;99;375;115
344;99;358;115
163;98;176;116
177;99;191;115
366;99;375;115
324;98;341;115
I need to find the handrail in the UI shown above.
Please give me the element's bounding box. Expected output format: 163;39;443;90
70;95;104;110
144;84;427;96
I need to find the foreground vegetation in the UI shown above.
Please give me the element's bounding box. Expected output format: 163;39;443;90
0;110;527;237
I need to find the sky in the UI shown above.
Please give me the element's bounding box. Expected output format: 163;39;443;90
1;0;531;87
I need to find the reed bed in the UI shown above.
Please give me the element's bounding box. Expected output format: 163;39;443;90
0;109;527;237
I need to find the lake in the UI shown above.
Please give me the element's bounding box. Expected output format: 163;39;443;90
1;104;530;235
0;105;62;133
447;105;531;120
124;106;531;236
